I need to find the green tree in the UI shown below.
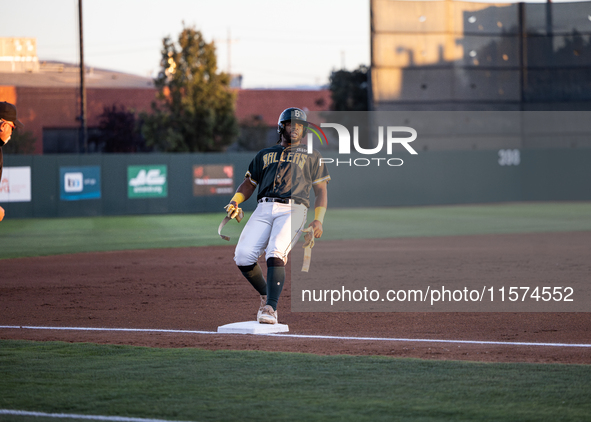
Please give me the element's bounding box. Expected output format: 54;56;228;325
90;105;146;153
329;65;369;111
141;25;238;152
327;65;370;148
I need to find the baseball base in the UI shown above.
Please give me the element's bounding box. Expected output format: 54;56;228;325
217;321;289;334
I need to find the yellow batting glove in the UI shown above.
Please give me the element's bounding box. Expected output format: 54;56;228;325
224;192;246;221
224;202;243;220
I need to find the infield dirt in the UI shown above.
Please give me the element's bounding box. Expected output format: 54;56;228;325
1;231;590;364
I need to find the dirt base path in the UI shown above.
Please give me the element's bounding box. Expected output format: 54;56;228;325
1;232;590;364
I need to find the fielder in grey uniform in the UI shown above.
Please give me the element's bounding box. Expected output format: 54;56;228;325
225;107;330;324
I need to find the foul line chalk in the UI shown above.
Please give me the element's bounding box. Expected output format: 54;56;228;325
0;409;194;422
1;325;590;348
263;333;591;348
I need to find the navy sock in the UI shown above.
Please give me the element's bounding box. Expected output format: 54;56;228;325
238;263;266;296
266;258;285;311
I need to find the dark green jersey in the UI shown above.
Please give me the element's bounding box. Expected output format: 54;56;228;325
245;144;330;208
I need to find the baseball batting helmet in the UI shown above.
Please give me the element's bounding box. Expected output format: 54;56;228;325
277;107;308;141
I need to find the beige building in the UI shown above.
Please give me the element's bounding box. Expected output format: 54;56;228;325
0;37;39;73
371;0;591;111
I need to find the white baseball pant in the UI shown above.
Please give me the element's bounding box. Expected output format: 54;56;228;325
234;201;307;266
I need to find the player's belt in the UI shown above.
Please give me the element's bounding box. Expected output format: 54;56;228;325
258;197;304;206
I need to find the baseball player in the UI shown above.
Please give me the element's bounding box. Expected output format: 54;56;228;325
0;101;24;222
225;107;330;324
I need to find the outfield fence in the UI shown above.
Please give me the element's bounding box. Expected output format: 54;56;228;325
1;148;590;218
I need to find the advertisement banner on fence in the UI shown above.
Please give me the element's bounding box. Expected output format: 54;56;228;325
193;164;234;196
128;165;168;198
0;166;32;203
60;166;101;201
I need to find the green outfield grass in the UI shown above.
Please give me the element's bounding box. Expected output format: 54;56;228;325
1;340;590;422
1;202;590;259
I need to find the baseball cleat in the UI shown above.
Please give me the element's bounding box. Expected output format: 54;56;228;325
258;305;278;324
257;295;267;321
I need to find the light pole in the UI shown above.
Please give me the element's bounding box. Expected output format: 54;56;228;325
78;0;88;153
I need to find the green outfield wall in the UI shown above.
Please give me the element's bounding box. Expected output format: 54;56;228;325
1;149;589;218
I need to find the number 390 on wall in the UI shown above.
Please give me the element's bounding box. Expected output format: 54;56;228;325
498;149;521;166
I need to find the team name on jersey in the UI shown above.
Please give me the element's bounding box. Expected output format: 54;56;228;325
262;151;308;171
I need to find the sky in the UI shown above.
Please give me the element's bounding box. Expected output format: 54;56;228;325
1;0;370;88
1;0;585;89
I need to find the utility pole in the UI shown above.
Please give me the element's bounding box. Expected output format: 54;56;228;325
228;28;232;74
78;0;88;153
216;29;238;75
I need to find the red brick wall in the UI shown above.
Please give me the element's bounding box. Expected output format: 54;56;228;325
1;85;331;154
234;89;332;126
4;87;157;154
